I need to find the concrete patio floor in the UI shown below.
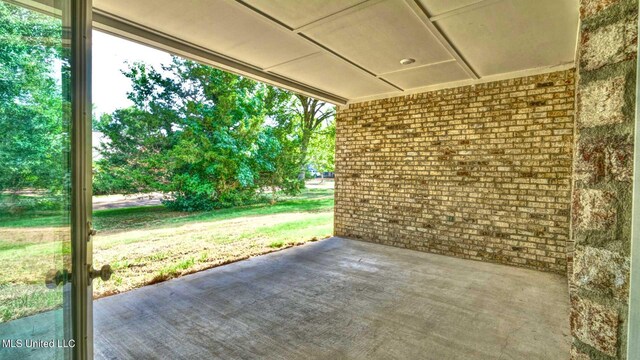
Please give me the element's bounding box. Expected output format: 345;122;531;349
93;237;570;359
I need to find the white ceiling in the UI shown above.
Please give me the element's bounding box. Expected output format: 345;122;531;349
93;0;579;105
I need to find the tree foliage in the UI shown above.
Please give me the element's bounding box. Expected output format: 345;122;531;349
293;95;335;179
95;58;336;210
307;120;335;177
0;3;66;194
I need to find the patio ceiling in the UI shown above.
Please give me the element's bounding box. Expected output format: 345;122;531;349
92;0;579;105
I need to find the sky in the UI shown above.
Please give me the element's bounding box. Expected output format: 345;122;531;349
92;31;173;116
91;30;333;120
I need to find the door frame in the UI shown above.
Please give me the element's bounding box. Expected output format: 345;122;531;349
2;0;93;357
69;0;93;358
627;7;640;358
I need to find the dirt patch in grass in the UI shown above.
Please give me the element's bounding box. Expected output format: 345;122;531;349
0;227;69;245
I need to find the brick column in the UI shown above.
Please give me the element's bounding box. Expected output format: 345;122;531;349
570;0;638;358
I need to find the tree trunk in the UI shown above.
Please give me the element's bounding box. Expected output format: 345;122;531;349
298;130;311;181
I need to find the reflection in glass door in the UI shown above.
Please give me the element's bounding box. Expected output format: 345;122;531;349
0;1;77;359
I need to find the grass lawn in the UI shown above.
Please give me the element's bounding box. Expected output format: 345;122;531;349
0;188;334;322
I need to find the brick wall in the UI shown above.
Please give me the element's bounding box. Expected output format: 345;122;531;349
335;69;575;274
570;0;637;358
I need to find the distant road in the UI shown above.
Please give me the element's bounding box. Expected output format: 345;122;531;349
92;193;163;210
305;179;334;190
92;180;334;210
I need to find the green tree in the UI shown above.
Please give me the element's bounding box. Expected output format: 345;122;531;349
95;58;301;210
307;120;335;181
0;3;65;195
93;107;174;194
293;95;335;179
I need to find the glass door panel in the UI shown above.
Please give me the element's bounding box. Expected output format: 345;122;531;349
0;1;74;358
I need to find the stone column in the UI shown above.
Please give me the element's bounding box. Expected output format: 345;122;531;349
571;0;638;358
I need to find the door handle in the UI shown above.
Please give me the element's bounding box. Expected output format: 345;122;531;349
89;264;113;284
45;269;72;289
45;265;112;287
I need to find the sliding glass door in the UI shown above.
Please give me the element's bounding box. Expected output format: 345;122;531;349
0;0;92;359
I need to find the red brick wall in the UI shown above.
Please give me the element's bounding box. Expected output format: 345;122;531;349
335;70;575;274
